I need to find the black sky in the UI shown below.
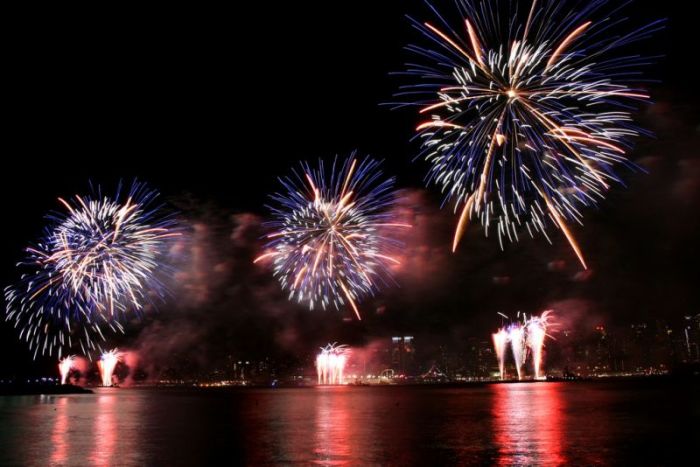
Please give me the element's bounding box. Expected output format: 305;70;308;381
2;1;698;375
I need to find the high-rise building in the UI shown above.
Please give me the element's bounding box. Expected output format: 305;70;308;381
593;324;612;373
464;337;494;378
391;336;416;375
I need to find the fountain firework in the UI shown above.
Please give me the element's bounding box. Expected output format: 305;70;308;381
58;355;75;385
508;325;527;380
492;311;553;380
97;349;122;387
492;329;508;380
527;311;553;379
316;343;348;385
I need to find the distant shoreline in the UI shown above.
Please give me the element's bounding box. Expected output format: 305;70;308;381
122;373;700;390
1;373;695;395
0;383;93;396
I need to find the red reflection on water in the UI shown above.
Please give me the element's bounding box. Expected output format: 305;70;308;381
50;397;69;465
492;382;566;466
313;386;353;465
90;395;117;466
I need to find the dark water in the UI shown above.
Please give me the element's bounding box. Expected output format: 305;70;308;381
0;381;697;466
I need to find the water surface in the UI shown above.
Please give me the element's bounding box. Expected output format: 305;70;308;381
0;380;696;465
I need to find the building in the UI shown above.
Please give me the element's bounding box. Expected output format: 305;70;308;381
391;336;416;375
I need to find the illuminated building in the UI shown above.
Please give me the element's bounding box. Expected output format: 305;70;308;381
391;336;415;375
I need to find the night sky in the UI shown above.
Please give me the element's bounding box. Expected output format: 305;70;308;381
2;1;698;376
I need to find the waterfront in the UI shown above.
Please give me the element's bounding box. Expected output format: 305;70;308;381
0;379;696;465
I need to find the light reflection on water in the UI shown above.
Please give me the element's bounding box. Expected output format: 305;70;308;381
0;381;694;466
492;383;565;466
90;395;118;466
50;396;68;465
314;387;352;465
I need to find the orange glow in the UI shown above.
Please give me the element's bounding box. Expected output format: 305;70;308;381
305;173;319;201
452;194;475;252
465;19;484;66
424;22;478;64
523;0;538;40
253;251;277;263
57;197;75;214
416;120;463;131
339;281;361;320
293;265;308;289
340;159;357;199
551;134;625;154
545;200;588;270
475;110;507;208
419;94;489;114
546;21;592;70
311;243;325;273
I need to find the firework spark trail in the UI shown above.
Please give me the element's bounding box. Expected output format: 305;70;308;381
396;0;662;267
316;343;348;385
97;349;122;387
492;329;508;380
508;325;527;380
58;355;76;385
527;311;553;379
4;181;180;359
256;154;410;319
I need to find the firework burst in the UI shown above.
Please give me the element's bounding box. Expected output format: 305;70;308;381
396;0;662;267
4;181;180;359
255;154;409;319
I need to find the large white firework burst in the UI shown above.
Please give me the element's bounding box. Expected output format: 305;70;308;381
4;181;180;358
256;155;409;319
397;0;662;267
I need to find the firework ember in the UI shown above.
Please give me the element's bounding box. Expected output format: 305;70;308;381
256;154;409;319
4;181;180;358
316;343;348;385
396;0;662;267
97;349;122;387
